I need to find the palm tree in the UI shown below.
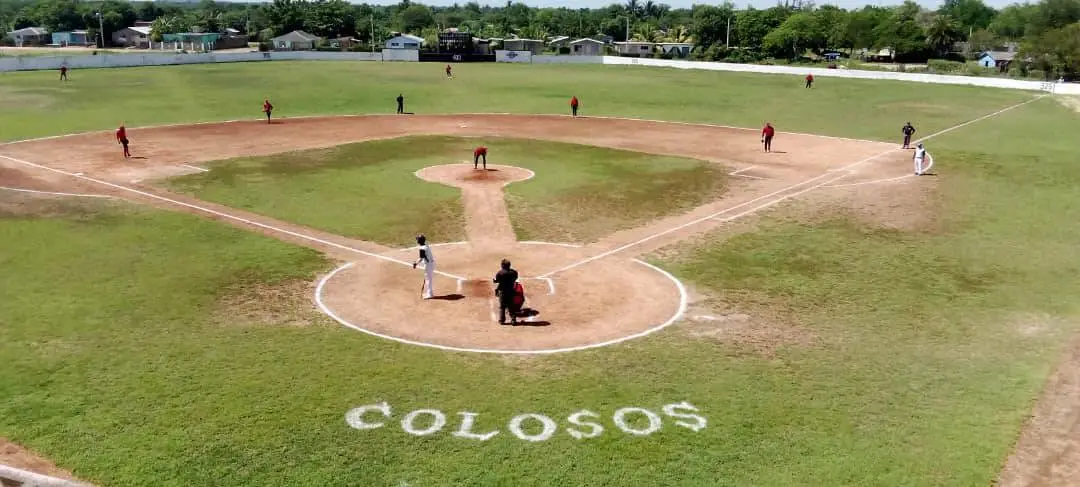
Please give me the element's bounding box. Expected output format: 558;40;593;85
662;24;693;43
624;0;643;19
926;14;960;57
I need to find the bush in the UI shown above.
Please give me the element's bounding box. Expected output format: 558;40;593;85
258;42;271;52
927;59;964;74
725;48;761;64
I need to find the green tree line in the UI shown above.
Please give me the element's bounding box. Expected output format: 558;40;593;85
2;0;1078;78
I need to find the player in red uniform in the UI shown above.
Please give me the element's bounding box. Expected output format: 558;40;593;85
116;124;130;158
805;73;814;88
570;96;579;117
445;64;453;79
473;146;488;169
263;98;273;123
761;122;775;153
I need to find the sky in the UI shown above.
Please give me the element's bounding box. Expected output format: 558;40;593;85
352;0;1021;9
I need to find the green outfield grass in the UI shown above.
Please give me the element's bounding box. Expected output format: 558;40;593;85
0;61;1031;142
165;135;727;245
1;63;1078;487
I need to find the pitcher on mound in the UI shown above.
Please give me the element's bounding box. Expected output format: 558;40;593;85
412;234;435;299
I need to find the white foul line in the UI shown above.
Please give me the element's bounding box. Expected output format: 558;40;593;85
181;164;209;173
728;165;756;175
0;185;112;198
823;174;915;188
539;94;1047;278
0;153;466;281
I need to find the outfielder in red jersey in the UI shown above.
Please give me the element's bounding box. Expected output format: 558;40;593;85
474;146;488;169
761;122;775;153
445;64;453;79
263;99;273;123
116;124;130;158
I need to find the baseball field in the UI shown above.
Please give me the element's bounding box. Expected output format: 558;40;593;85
1;61;1078;486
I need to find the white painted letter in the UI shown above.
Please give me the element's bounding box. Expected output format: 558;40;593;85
401;409;447;436
508;413;557;442
565;409;604;440
613;407;662;436
662;402;707;432
453;412;500;441
345;402;391;430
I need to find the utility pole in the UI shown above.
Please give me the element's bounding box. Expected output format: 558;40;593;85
726;16;731;46
625;16;629;42
96;12;104;48
370;15;375;53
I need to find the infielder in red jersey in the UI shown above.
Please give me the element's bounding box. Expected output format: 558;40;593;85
116;124;130;158
474;146;488;169
570;96;579;117
263;99;273;123
761;122;775;153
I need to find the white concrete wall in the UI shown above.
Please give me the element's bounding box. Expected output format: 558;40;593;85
495;50;532;63
380;49;419;62
0;50;386;72
531;55;603;64
601;56;1080;94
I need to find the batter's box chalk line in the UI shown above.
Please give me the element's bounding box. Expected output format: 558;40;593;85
313;257;687;354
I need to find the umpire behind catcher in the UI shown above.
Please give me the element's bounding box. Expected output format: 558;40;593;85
493;259;519;326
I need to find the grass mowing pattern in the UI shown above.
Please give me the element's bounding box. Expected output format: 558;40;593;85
0;62;1030;142
166;135;727;245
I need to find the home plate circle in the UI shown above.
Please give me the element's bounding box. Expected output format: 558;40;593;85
314;242;687;354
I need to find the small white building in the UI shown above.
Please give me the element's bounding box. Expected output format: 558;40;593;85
112;26;151;48
614;41;654;57
548;36;570;49
570;38;604;56
385;34;424;50
6;27;49;47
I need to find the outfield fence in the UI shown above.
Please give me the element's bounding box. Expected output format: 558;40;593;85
1;49;1076;95
601;56;1080;94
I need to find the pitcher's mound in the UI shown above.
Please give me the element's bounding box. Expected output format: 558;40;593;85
416;164;534;188
316;242;685;353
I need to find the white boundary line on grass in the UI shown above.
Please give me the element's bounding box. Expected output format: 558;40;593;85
314;257;687;354
822;174;916;188
0;153;467;281
0;185;112;198
539;94;1048;278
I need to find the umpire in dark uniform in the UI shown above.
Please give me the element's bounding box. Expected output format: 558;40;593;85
396;94;405;114
493;259;519;326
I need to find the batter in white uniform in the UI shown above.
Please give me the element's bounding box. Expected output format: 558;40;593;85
412;234;435;299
